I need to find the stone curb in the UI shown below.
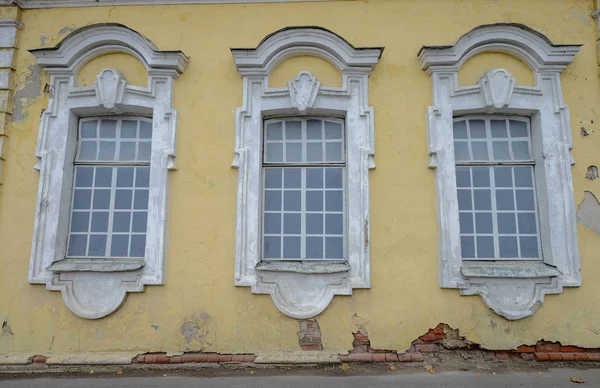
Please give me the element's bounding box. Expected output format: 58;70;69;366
45;353;137;365
253;351;341;364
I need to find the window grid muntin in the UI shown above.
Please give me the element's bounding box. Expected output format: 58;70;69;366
454;116;542;260
66;117;152;259
262;117;346;261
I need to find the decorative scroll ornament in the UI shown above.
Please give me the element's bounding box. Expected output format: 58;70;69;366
479;69;515;109
94;69;126;109
288;71;320;111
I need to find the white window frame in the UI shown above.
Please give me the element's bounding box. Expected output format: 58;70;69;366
28;23;188;319
419;23;581;320
231;27;382;319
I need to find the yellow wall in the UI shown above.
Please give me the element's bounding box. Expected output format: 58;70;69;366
77;53;148;87
1;0;600;355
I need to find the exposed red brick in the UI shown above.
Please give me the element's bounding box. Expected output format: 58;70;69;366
218;355;233;363
536;342;560;352
204;354;221;363
170;356;183;364
385;353;398;362
548;353;562;361
243;355;256;363
145;354;159;364
32;355;47;364
410;352;424;362
231;355;245;362
298;320;323;351
516;345;536;353
372;353;386;362
354;333;369;342
419;334;436;342
181;354;197;363
134;355;146;363
433;325;445;335
586;353;600;361
347;353;373;362
561;353;576;361
156;355;170;364
495;351;510;360
339;355;349;362
415;344;438;352
574;353;588;361
534;353;549;361
435;334;446;340
397;353;412;362
561;346;584;353
521;353;535;361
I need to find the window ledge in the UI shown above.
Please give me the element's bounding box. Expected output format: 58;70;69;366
47;259;146;272
255;261;351;274
460;261;562;279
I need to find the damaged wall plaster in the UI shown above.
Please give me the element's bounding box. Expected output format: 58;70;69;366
179;310;217;352
297;319;323;351
12;64;41;123
577;191;600;235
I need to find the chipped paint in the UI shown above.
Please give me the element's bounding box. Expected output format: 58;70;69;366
577;191;600;235
12;64;41;123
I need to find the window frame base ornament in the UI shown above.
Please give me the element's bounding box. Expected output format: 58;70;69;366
29;23;188;319
231;27;383;319
419;23;581;320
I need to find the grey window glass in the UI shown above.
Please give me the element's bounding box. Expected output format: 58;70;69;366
67;118;152;259
453;117;541;260
262;118;345;260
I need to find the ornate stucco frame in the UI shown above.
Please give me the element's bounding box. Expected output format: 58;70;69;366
419;23;581;320
231;27;383;318
29;23;188;319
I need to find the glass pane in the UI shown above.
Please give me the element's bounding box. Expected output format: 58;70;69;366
121;120;137;138
111;235;129;257
471;167;490;187
81;120;97;138
264;216;282;242
70;212;90;233
139;121;152;139
266;143;283;162
326;214;343;235
283;213;301;234
469;120;486;138
119;142;136;161
512;141;531;160
325;191;343;211
307;120;322;139
306;237;323;258
498;213;516;234
307;143;323;162
285;121;302;140
135;167;150;187
75;167;94;187
325;168;343;188
263;236;281;258
471;142;489;160
264;191;282;211
117;167;134;187
113;212;131;233
520;236;539;258
454;142;469;161
94;167;112;187
130;235;146;257
138;142;151;161
490;120;507;138
306;191;323;211
266;122;282;140
459;213;474;234
68;235;87;257
496;189;515;210
79;141;97;160
284;169;301;188
515;189;535;210
460;236;475;258
90;212;109;233
325;142;342;162
455;167;471;187
286;142;302;162
73;189;92;210
499;236;518;258
306;214;323;234
132;212;148;233
509;120;528;137
283;236;301;258
473;189;491;210
494;167;513;187
476;236;494;258
325;121;342;139
453;121;467;139
115;189;133;209
306;168;323;188
457;190;472;210
518;213;537;234
283;191;301;211
88;235;107;256
99;120;117;138
492;141;510;160
514;167;533;187
133;190;149;210
264;169;282;188
325;237;343;259
475;212;493;234
98;141;116;160
92;189;111;209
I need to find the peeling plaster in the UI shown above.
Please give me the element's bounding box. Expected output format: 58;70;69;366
586;166;598;180
2;320;13;336
12;64;41;123
58;25;76;36
179;310;217;352
577;191;600;235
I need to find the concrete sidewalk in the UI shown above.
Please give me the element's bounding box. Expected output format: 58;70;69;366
1;368;599;387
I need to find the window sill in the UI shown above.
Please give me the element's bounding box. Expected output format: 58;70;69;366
255;261;350;274
47;259;146;272
460;261;561;278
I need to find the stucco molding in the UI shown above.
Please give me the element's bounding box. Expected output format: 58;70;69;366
421;24;581;320
232;27;382;319
2;0;330;7
29;23;188;319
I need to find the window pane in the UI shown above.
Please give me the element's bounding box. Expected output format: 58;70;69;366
99;120;117;138
306;214;323;234
133;190;149;210
73;189;92;209
454;142;469;161
286;142;302;162
111;235;129;257
285;121;302;140
471;142;489;160
81;120;97;138
92;189;111;209
497;213;516;234
325;237;343;259
68;235;87;257
456;167;471;187
266;143;283;162
496;189;514;210
326;214;343;235
263;236;281;258
264;191;282;211
283;213;301;234
121;120;137;138
520;236;539;258
94;167;112;187
88;235;107;256
115;189;133;209
306;168;323;188
130;235;146;257
132;212;148;233
325;168;343;188
476;236;494;258
509;120;528;137
459;213;474;234
266;122;283;140
283;236;301;258
135;167;150;187
453;121;467;139
514;167;533;187
306;191;323;212
306;237;323;258
306;120;322;139
284;169;301;188
473;190;491;210
139;121;152;139
492;141;510;160
499;236;518;258
265;169;282;188
471;167;490;187
325;142;342;162
457;190;472;210
75;167;94;187
70;212;90;233
117;167;134;187
138;142;151;161
469;120;486;138
283;191;301;211
98;141;116;160
325;191;343;211
475;212;493;234
119;142;136;160
113;212;131;233
79;141;97;160
490;120;507;138
90;212;109;233
307;143;323;162
518;213;537;234
494;167;512;187
512;141;531;160
516;189;535;210
325;121;342;139
461;236;475;258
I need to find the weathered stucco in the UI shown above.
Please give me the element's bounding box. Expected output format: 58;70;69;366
1;0;600;355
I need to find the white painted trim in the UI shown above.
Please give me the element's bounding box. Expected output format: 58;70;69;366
1;0;330;7
232;27;382;319
421;23;581;320
29;23;187;319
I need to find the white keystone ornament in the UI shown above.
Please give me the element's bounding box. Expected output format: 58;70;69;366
94;68;126;109
288;71;320;111
480;69;515;109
